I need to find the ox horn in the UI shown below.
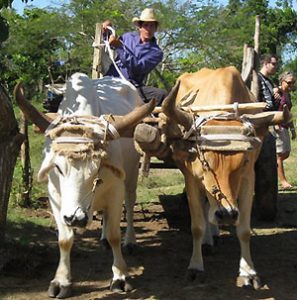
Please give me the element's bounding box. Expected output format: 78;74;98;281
14;82;52;133
242;105;292;127
162;80;193;130
110;99;156;137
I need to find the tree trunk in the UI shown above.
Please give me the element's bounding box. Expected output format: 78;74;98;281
0;84;25;246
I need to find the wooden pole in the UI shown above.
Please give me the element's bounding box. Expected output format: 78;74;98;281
152;102;266;114
251;15;260;98
241;44;254;85
92;23;103;79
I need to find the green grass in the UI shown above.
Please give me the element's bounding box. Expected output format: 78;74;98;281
137;169;184;205
8;207;51;227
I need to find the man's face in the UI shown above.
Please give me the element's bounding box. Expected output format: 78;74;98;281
139;22;157;42
265;57;278;75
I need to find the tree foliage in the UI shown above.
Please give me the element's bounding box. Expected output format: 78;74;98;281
0;0;296;91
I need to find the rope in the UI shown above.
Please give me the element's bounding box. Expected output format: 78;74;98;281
54;136;97;144
46;115;120;143
99;115;120;139
103;26;127;82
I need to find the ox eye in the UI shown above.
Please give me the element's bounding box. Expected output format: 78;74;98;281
55;164;63;176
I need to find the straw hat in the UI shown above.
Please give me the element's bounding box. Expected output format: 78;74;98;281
132;8;159;27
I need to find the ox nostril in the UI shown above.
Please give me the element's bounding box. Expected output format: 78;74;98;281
64;215;74;225
76;215;88;227
231;210;239;220
64;213;88;227
215;210;224;220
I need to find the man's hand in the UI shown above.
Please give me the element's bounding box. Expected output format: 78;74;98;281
273;87;281;102
109;35;122;48
274;124;281;133
102;20;112;33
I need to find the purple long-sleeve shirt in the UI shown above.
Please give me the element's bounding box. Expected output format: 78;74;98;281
106;31;163;87
278;91;293;129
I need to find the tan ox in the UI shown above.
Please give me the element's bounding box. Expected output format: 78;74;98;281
136;66;290;289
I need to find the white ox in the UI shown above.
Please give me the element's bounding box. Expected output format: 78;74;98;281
135;66;291;289
15;73;155;298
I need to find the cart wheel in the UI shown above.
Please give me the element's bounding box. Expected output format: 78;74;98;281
254;133;278;221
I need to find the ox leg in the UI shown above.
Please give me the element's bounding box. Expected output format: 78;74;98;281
100;211;111;250
47;184;74;298
122;140;140;253
48;223;74;298
123;173;138;253
184;174;206;282
202;201;219;255
105;203;132;292
236;175;261;290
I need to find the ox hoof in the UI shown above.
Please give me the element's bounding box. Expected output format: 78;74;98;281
123;243;138;255
186;269;206;283
237;275;262;290
48;281;72;298
110;279;133;293
100;238;111;250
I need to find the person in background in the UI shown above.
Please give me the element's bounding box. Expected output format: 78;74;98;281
258;54;279;111
274;71;296;189
102;8;167;105
254;54;280;220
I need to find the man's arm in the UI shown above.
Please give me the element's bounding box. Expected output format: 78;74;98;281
116;42;163;75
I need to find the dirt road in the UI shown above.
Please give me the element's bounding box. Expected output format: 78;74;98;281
1;191;297;300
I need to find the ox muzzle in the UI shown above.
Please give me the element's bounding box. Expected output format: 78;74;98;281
214;206;239;225
210;186;240;226
63;207;89;228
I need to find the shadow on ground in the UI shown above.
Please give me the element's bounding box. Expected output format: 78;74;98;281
1;191;297;300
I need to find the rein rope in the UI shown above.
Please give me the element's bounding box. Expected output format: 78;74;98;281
101;26;128;82
77;174;104;213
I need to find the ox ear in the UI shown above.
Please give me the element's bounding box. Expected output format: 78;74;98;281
14;82;52;133
37;151;55;182
242;105;292;127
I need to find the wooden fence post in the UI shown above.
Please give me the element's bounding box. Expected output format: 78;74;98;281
251;15;260;99
252;15;278;221
92;23;103;79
